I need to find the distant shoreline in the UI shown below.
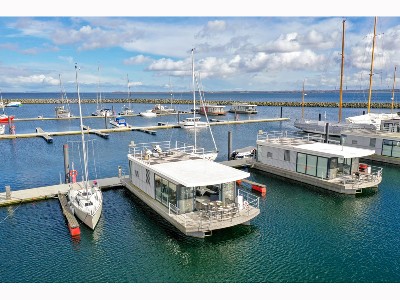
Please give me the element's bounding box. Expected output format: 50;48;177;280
2;98;399;109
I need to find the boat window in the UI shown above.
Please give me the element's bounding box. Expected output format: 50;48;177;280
351;140;358;145
296;153;307;174
306;155;317;176
267;152;273;158
284;150;290;162
155;174;162;202
369;138;376;148
392;141;400;158
316;157;328;179
382;139;393;157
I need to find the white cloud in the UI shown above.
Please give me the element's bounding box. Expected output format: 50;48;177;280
123;55;152;65
4;74;59;85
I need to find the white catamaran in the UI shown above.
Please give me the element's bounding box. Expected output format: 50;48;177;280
68;64;103;230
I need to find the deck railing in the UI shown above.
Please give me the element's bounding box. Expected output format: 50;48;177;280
128;140;215;161
237;189;260;215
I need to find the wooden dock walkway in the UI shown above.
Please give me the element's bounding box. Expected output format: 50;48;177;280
0;176;124;207
58;192;80;236
35;127;53;143
0;117;289;141
82;125;109;139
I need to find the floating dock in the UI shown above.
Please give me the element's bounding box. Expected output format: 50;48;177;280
35;127;53;143
58;192;80;237
0;117;289;141
0;176;124;207
82;125;109;139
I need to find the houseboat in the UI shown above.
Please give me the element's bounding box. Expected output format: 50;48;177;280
229;103;257;114
199;104;226;116
121;140;260;238
253;131;383;195
341;128;400;166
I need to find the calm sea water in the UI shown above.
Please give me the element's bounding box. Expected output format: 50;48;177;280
1;92;400;283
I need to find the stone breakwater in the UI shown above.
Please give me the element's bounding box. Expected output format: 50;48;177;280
4;98;400;109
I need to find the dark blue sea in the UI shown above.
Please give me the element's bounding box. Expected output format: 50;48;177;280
1;91;400;285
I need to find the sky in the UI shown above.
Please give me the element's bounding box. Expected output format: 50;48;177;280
1;1;400;94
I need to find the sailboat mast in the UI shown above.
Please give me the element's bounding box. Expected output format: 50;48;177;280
59;74;64;104
367;17;377;114
192;48;197;150
391;66;397;114
301;79;305;120
127;74;131;109
75;64;89;191
339;19;345;123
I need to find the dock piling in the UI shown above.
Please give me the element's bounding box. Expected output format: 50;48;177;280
280;107;283;118
63;144;70;183
325;123;329;143
5;185;11;200
228;131;232;161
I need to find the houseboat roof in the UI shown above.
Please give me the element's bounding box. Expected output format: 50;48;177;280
342;129;400;140
152;158;250;187
257;137;375;158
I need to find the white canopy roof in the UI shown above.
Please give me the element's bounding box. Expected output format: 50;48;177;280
295;142;375;158
151;159;250;187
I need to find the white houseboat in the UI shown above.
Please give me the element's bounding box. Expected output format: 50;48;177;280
121;140;260;238
199;104;226;116
253;131;383;195
341;128;400;165
229;103;257;114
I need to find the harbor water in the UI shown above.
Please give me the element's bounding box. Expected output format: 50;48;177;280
1;91;400;283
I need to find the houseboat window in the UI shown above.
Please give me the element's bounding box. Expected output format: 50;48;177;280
267;152;273;158
168;182;177;206
284;150;290;162
306;155;317;176
316;157;328;179
297;153;328;178
369;138;376;147
382;139;393;156
161;178;169;204
135;170;139;177
155;175;162;202
296;153;307;174
351;140;358;145
329;157;338;169
178;186;194;214
392;141;400;158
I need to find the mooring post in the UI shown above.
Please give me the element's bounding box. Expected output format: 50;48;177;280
228;131;232;161
118;166;122;178
280;107;283;118
104;113;107;129
177;111;180;124
63;144;70;183
318;113;321;121
5;185;11;200
363;110;366;115
325;123;329;143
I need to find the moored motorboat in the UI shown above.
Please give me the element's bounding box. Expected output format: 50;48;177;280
139;109;157;117
110;116;128;127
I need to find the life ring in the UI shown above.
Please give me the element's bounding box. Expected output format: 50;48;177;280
243;201;249;209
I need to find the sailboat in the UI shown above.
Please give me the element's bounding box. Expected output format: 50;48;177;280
152;77;176;114
119;74;134;116
68;64;103;230
346;18;400;129
294;19;376;137
92;66;112;117
55;74;72;118
179;48;218;160
179;50;210;129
